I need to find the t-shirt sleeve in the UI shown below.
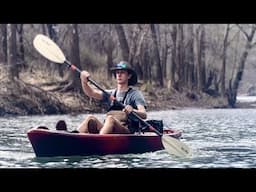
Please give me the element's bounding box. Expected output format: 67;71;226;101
101;89;113;104
134;90;147;108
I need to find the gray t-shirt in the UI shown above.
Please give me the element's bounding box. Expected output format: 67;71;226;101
101;88;146;110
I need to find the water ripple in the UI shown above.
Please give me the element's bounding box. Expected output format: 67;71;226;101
1;109;256;168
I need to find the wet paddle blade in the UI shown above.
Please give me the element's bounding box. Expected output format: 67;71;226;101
33;34;66;63
162;135;192;158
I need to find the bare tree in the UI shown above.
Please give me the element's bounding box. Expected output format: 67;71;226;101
41;24;47;35
16;24;25;69
170;24;177;89
195;24;206;92
62;24;82;92
177;24;185;89
127;24;149;80
47;24;58;42
103;24;115;79
220;24;231;97
161;26;170;80
227;24;256;107
114;24;129;62
150;24;163;87
7;24;18;79
0;24;7;63
187;24;195;90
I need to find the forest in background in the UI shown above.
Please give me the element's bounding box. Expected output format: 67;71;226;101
1;24;256;116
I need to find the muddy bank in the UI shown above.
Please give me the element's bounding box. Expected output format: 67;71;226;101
0;78;231;117
0;66;247;117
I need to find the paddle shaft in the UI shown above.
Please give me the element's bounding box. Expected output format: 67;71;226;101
64;60;162;136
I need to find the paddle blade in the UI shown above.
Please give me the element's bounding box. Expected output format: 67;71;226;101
162;135;192;158
33;34;66;63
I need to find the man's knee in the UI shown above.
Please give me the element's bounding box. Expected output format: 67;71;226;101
105;115;115;124
86;115;97;121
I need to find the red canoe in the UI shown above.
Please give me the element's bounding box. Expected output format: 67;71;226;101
27;128;182;157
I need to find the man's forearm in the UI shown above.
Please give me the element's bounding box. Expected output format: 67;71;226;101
82;82;103;100
132;109;147;119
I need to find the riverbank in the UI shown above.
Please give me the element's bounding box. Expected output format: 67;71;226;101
0;65;253;116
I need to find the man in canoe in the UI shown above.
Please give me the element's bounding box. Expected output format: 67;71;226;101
78;61;147;134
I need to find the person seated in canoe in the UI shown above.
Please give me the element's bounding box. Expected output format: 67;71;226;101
78;61;147;134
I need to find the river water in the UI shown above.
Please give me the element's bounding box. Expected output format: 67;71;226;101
1;107;256;168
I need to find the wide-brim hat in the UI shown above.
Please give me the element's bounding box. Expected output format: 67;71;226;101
110;61;138;86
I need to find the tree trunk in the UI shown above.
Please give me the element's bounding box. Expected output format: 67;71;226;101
41;24;47;35
177;24;185;89
106;36;114;80
114;24;129;62
150;24;163;87
161;35;168;79
200;25;206;91
0;24;7;63
63;24;82;92
47;24;58;42
7;24;18;79
142;44;150;82
170;24;177;89
132;24;149;81
106;48;113;79
221;24;230;97
196;25;206;92
103;24;115;80
16;24;25;69
187;24;195;90
227;24;256;107
228;44;250;107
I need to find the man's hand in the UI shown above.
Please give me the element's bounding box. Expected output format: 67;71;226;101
80;71;90;84
123;105;133;114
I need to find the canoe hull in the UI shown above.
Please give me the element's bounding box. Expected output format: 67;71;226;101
27;128;182;157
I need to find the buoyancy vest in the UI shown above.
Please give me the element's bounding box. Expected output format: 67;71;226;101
106;88;139;133
107;88;132;112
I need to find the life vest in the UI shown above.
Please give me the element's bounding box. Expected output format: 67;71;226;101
107;87;132;111
106;88;139;133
